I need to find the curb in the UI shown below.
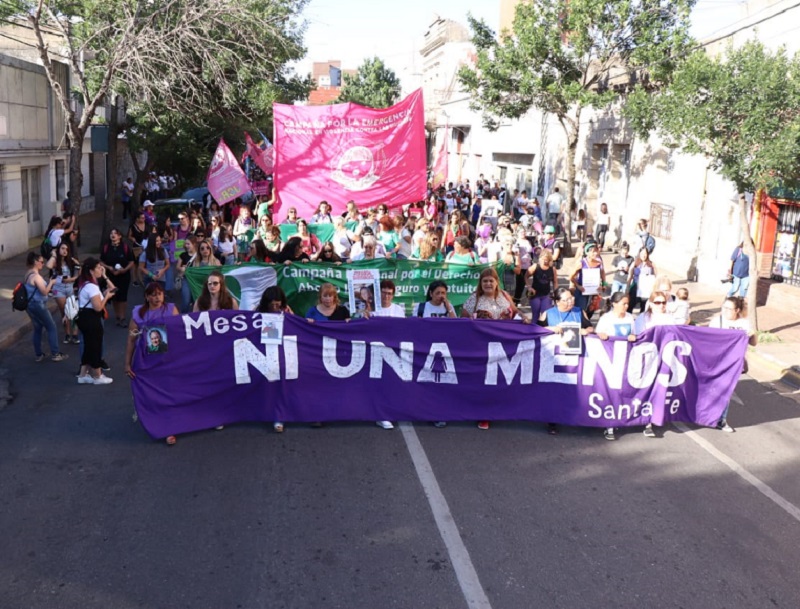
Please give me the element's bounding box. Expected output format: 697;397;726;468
0;301;60;353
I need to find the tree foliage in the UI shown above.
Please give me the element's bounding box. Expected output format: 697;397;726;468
2;0;310;216
458;0;696;222
337;57;401;108
625;40;800;193
624;40;800;330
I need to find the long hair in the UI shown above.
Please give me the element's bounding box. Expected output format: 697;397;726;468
256;285;289;313
54;240;74;272
271;236;304;263
195;270;236;311
418;233;440;260
249;239;269;262
193;239;221;266
146;234;166;263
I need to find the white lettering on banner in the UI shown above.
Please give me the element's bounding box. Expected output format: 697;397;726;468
626;342;660;388
283;336;299;380
588;394;655;420
323;338;367;378
417;343;458;384
370;342;414;381
232;337;299;383
582;339;627;389
538;335;578;384
484;340;536;386
281;266;340;280
183;312;211;339
657;341;691;387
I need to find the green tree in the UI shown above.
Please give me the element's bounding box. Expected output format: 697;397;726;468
459;0;696;246
2;0;308;225
625;40;800;329
337;57;401;108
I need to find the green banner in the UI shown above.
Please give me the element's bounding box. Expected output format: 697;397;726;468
186;259;506;316
276;222;359;243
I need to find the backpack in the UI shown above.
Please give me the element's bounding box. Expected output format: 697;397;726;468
40;231;54;259
644;234;656;254
12;273;34;311
102;240;131;258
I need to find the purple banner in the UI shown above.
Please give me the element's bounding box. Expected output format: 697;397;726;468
131;312;748;439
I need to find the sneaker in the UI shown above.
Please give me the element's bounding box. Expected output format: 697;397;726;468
604;428;616;441
273;422;284;433
51;353;69;362
376;420;394;430
716;420;735;433
99;360;111;371
70;336;80;344
215;425;224;430
547;423;558;436
433;421;447;428
643;424;656;438
92;374;113;385
477;421;490;430
63;337;71;344
77;375;94;384
34;354;45;363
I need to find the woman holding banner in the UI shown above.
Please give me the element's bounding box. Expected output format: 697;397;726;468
461;268;526;431
708;296;757;433
540;287;595;436
125;282;180;444
270;237;310;265
193;270;239;312
595;291;637;441
256;286;294;433
306;283;350;322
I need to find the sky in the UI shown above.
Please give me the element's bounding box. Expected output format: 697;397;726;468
292;0;767;87
293;0;756;84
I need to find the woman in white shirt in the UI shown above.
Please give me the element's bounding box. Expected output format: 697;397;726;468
595;202;611;251
708;296;757;432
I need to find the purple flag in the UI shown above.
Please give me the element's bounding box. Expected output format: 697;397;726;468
131;313;748;439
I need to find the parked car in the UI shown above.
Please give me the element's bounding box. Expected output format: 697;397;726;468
181;185;210;207
151;198;194;227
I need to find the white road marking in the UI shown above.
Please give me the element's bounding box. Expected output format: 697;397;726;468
399;422;493;609
674;422;800;523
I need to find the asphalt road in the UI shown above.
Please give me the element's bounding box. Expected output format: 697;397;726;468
2;294;800;609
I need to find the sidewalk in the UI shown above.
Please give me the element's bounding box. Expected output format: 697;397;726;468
0;210;105;352
1;215;798;385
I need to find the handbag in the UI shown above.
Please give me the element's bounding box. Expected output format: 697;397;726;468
64;294;79;320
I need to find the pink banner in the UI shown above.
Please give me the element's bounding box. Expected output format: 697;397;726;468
250;180;271;196
431;127;448;189
207;139;252;205
272;89;427;222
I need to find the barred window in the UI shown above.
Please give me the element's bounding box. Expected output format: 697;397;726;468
649;203;674;240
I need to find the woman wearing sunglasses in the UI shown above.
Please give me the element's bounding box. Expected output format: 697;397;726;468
193;270;238;312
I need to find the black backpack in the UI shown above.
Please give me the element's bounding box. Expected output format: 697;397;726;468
40;231;54;259
12;273;33;311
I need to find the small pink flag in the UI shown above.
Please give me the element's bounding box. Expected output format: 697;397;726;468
207;139;252;204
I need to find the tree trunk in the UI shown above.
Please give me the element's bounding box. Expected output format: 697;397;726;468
561;106;582;258
130;149;154;214
67;127;85;251
739;194;759;332
103;95;121;244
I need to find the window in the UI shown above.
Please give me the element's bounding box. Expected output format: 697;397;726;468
55;160;66;201
649;203;674;240
0;165;5;215
21;168;41;223
498;166;507;183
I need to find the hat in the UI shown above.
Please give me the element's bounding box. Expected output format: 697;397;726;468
143;200;154;207
584;242;598;254
544;225;555;234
